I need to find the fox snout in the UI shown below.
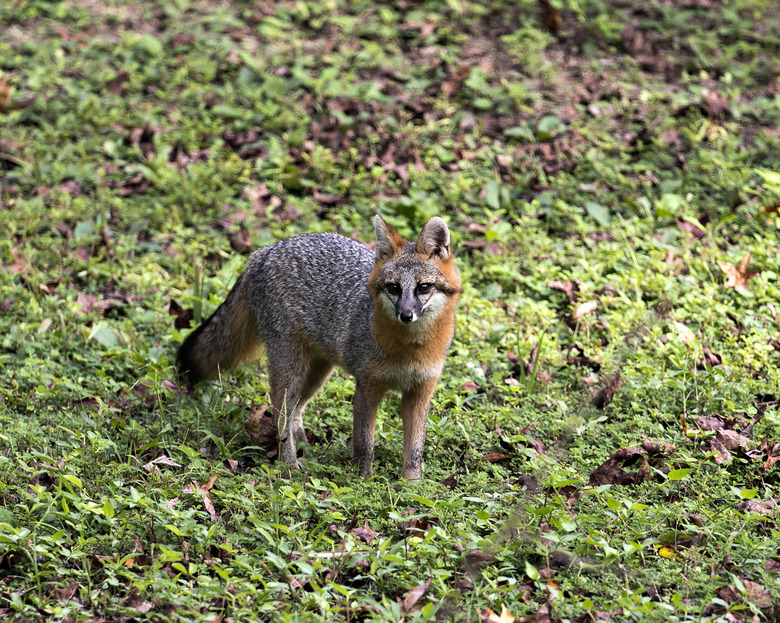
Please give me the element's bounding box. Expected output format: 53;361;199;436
396;294;420;324
398;309;417;324
391;282;428;324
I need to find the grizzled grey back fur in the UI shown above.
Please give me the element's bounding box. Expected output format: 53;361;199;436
242;233;378;377
177;233;378;385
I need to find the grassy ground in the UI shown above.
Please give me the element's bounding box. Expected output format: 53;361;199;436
1;0;780;621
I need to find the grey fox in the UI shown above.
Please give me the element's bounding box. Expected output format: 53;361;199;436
177;215;461;479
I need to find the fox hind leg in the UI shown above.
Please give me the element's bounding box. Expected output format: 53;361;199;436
267;349;333;468
291;356;333;443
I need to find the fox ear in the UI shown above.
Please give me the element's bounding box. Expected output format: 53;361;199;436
374;214;402;261
415;216;451;260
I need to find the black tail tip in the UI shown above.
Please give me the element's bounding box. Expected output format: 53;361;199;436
176;322;206;387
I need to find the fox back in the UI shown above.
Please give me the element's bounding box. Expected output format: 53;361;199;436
244;232;378;376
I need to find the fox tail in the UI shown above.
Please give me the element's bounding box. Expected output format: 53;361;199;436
176;275;259;385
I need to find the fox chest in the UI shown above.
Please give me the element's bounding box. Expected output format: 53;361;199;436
374;359;444;391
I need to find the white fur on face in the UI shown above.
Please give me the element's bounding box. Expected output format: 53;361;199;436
421;291;447;319
402;291;449;340
378;294;397;320
378;289;448;328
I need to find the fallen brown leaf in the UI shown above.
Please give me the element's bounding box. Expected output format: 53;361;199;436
591;371;623;409
548;280;579;302
622;26;652;56
485;241;503;256
701;90;730;118
58;180;83;197
201;474;218;491
539;0;561;32
566;344;601;371
715;429;749;452
716;253;757;292
716;585;740;603
142;454;182;474
671;321;696;345
400;577;431;614
244;404;279;457
463;240;487;253
764;441;780;472
50;581;80;602
465;549;497;568
738;499;775;518
0;551;22;572
696;416;724;431
2;248;26;274
696;345;722;369
441;470;461;489
572;300;598;320
110;171;150;197
523;341;539;378
454;575;474;592
710;438;732;464
126;551;153;568
441;62;473;99
484;452;512;463
480;604;515;623
184;478;218;521
352;520;380;545
767;302;778;323
589;446;649;486
717;580;773;609
169;299;193;330
0;79;35;114
76;292;98;315
516;475;538;490
677;219;706;239
405;516;434;538
230;226;253;254
106;70;129;95
642;439;676;457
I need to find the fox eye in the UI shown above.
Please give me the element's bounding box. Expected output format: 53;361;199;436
386;283;401;296
416;283;433;294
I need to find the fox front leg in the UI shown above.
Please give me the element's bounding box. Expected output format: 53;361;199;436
400;380;437;479
352;384;384;477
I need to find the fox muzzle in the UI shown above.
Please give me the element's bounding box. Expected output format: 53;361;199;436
396;292;421;324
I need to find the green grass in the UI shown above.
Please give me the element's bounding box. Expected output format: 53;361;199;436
1;0;779;621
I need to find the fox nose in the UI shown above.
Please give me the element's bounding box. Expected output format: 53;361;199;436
399;311;414;324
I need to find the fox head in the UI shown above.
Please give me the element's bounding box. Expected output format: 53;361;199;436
369;215;461;328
